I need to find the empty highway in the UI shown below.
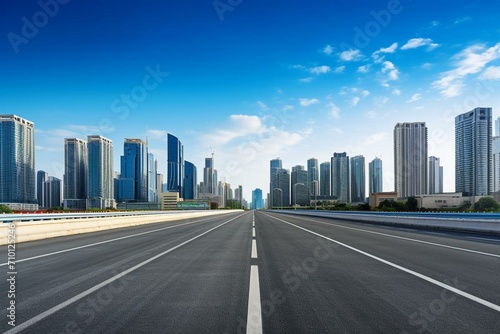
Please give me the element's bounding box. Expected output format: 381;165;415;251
1;210;500;333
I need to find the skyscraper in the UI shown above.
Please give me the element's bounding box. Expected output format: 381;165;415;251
87;135;115;209
368;157;383;194
428;156;443;194
148;154;157;202
291;165;309;206
43;176;62;209
320;161;331;196
119;139;148;202
331;152;350;203
455;107;492;196
251;188;264;210
492;116;500;193
350;155;365;203
64;138;88;209
184;160;197;200
307;158;319;196
0;115;35;204
269;158;282;208
37;170;48;207
273;168;290;208
166;133;184;195
203;157;215;194
394;122;428;198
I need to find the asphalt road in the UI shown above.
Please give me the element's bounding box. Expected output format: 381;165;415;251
1;210;499;333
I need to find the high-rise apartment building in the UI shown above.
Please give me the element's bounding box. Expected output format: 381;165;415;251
184;160;197;200
269;158;282;208
64;138;88;209
307;158;319;196
203;157;215;194
350;155;365;203
87;135;115;209
394;122;428;198
492;116;500;193
273;168;290;208
291;165;309;206
320;161;331;196
0;115;35;204
368;157;383;194
455;107;492;196
37;170;48;207
428;156;443;194
167;133;184;196
331;152;350;203
43;176;62;209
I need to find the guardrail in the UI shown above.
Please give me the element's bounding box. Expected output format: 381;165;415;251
0;211;174;223
270;210;500;235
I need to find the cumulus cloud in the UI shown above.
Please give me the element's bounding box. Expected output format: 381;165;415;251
401;38;439;50
407;93;421;103
328;102;340;118
380;61;400;87
204;115;265;145
323;44;334;55
309;65;331;75
351;96;360;106
480;66;500;80
372;42;398;63
432;43;500;97
357;65;370;73
257;101;269;110
339;49;364;61
299;98;320;107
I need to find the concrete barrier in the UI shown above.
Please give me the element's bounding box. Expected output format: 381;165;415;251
271;210;500;235
0;210;243;245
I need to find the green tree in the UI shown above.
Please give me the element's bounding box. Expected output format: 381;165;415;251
0;204;13;213
473;197;500;211
457;200;472;211
406;196;418;212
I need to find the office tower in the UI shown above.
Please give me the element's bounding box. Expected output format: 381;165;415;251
394;122;428;198
428;156;443;194
184;161;197;200
496;116;500;136
368;157;383;194
203;157;215;194
269;158;282;208
252;188;264;210
291;165;309;206
492;116;500;192
350;155;365;203
455;107;492;196
320;162;331;196
331;152;350;203
272;168;290;208
113;172;120;203
43;176;62;209
166;133;184;195
64;138;88;209
307;158;319;196
147;154;156;202
37;170;48;207
87;135;115;209
156;173;164;202
119;139;148;202
0;115;35;204
237;185;243;207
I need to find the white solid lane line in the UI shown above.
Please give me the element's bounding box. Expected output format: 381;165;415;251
292;215;500;258
0;215;225;266
246;265;263;334
4;213;245;334
264;213;500;314
251;239;258;259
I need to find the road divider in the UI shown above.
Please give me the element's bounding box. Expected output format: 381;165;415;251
0;210;243;245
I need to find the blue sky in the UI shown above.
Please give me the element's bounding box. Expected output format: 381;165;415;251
2;0;500;200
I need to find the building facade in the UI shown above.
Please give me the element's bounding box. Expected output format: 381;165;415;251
166;133;184;196
87;135;115;209
455;108;492;196
331;152;350;203
64;138;88;209
320;161;331;196
119;139;148;202
269;158;282;208
368;157;383;194
251;188;264;210
307;158;319;196
428;156;443;194
350;155;366;203
0;115;35;204
37;170;48;208
184;160;197;200
291;165;309;206
394;122;428;198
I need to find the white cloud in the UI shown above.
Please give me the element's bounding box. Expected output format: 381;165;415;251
323;44;334;55
357;65;370;73
299;98;320;107
365;132;387;145
257;101;269;110
372;42;398;63
380;61;400;87
433;43;500;97
203;115;265;145
283;105;294;111
454;16;471;25
361;90;370;97
392;89;401;95
299;77;314;83
421;63;432;70
328;102;340;118
401;38;438;50
351;96;360;106
309;65;331;75
339;49;363;61
147;129;167;139
334;66;345;73
480;66;500;80
407;93;421;103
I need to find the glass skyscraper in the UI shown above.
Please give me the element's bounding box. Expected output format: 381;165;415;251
0;115;35;204
394;122;428;198
350;155;365;203
368;157;383;194
64;138;88;209
184;160;197;200
320;161;331;196
37;170;48;207
331;152;349;203
455;107;492;196
167;133;184;196
251;188;264;210
87;135;115;209
428;156;443;194
307;158;319;196
119;139;148;202
291;165;309;206
269;157;282;208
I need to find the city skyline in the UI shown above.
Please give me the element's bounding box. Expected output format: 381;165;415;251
3;1;500;200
